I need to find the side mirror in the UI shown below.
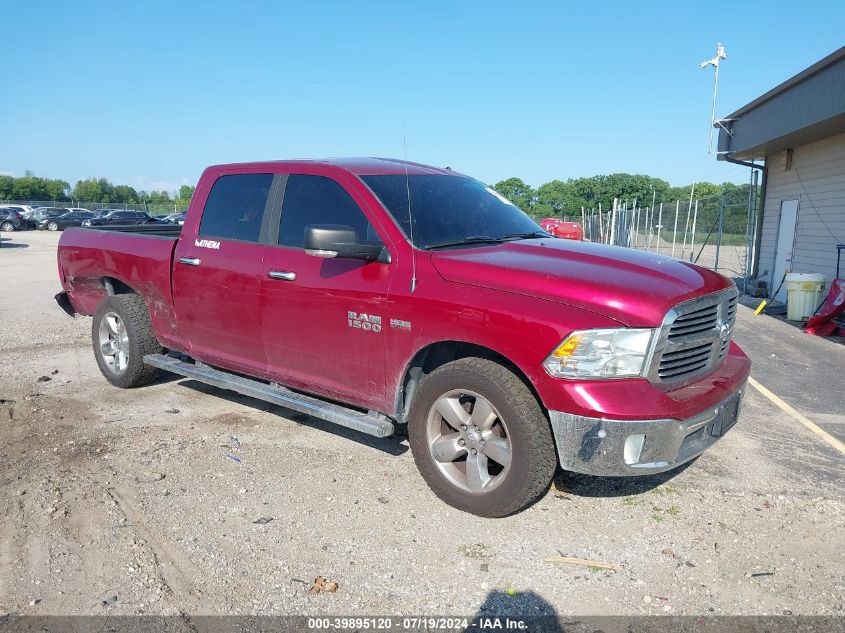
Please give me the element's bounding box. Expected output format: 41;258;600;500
303;224;390;263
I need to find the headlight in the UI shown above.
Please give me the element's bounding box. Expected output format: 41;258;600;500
543;328;654;379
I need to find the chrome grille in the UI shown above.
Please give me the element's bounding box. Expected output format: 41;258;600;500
648;287;739;385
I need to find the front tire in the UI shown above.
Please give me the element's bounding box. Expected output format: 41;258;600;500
47;221;59;231
408;357;557;517
92;294;163;388
0;222;15;232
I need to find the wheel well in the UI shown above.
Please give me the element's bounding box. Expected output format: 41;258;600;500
102;277;136;296
395;341;544;424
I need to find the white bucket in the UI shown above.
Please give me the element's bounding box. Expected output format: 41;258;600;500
784;273;826;321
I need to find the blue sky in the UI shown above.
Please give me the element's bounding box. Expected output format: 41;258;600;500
2;1;843;193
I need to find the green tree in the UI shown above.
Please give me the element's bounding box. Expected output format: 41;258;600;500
178;185;195;201
148;190;171;203
666;181;720;202
536;179;588;217
73;178;104;202
0;175;15;199
45;178;70;200
11;176;44;199
492;177;535;211
112;184;139;203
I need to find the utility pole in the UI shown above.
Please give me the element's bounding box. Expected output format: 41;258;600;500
701;43;727;154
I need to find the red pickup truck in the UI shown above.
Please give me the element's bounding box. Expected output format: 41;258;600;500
55;158;750;517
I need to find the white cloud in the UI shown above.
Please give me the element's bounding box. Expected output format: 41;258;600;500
0;170;14;177
130;176;191;195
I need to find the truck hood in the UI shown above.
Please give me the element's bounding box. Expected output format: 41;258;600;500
430;239;733;327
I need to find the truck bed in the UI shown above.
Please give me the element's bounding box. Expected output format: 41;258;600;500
58;226;181;348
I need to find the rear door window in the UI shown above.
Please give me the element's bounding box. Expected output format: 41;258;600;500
199;173;274;243
278;174;381;248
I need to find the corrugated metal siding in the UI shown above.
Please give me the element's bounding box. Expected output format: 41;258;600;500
722;55;845;155
759;131;845;287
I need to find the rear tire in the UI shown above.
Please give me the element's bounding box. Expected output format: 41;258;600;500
92;294;163;388
408;357;557;517
0;222;14;232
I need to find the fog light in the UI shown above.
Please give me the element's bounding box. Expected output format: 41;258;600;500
624;434;646;465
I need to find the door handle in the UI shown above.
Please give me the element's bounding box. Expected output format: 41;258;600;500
268;270;296;281
179;257;201;266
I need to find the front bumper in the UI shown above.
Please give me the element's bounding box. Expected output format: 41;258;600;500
550;386;745;476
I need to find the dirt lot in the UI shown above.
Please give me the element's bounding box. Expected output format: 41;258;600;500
0;230;843;618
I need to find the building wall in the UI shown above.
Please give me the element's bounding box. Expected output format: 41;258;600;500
759;131;845;289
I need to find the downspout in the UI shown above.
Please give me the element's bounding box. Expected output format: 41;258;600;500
723;155;768;278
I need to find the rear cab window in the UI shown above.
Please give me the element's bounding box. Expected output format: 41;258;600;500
199;173;274;243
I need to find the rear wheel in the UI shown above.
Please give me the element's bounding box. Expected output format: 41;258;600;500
408;357;557;517
92;294;163;388
47;221;59;231
0;221;14;232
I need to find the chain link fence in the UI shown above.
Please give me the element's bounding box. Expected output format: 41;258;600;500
532;189;758;284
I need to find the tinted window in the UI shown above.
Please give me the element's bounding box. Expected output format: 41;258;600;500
362;175;543;249
279;175;380;248
199;173;273;242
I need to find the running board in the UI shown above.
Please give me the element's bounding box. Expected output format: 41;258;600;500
143;354;395;438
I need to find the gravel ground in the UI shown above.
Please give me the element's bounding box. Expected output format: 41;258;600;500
0;231;843;618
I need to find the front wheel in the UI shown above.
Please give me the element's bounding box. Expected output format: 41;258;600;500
47;221;59;231
408;357;557;517
0;222;15;232
92;294;163;388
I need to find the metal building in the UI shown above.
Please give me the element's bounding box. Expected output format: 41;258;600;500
717;46;845;301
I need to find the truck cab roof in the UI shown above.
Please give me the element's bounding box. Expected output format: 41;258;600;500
205;157;462;178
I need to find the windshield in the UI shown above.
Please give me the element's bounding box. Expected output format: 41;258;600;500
361;175;545;249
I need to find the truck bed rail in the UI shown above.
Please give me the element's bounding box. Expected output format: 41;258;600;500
82;224;183;237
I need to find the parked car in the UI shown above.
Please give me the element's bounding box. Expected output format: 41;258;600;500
81;210;159;227
540;218;583;240
55;158;750;517
66;207;92;214
29;207;69;223
163;212;186;225
0;207;35;231
14;206;38;221
38;210;95;231
1;204;34;218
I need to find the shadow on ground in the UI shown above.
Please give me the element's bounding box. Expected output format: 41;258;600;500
176;378;409;456
552;460;692;498
470;590;561;631
0;237;29;249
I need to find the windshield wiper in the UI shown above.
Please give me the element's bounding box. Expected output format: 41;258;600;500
501;231;550;240
423;236;505;250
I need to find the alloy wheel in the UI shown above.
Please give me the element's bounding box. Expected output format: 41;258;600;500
425;389;512;493
98;312;130;374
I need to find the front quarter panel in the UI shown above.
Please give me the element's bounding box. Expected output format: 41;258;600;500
385;260;625;416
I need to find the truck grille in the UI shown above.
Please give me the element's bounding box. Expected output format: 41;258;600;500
649;288;738;385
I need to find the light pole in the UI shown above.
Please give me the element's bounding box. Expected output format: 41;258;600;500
701;43;727;154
